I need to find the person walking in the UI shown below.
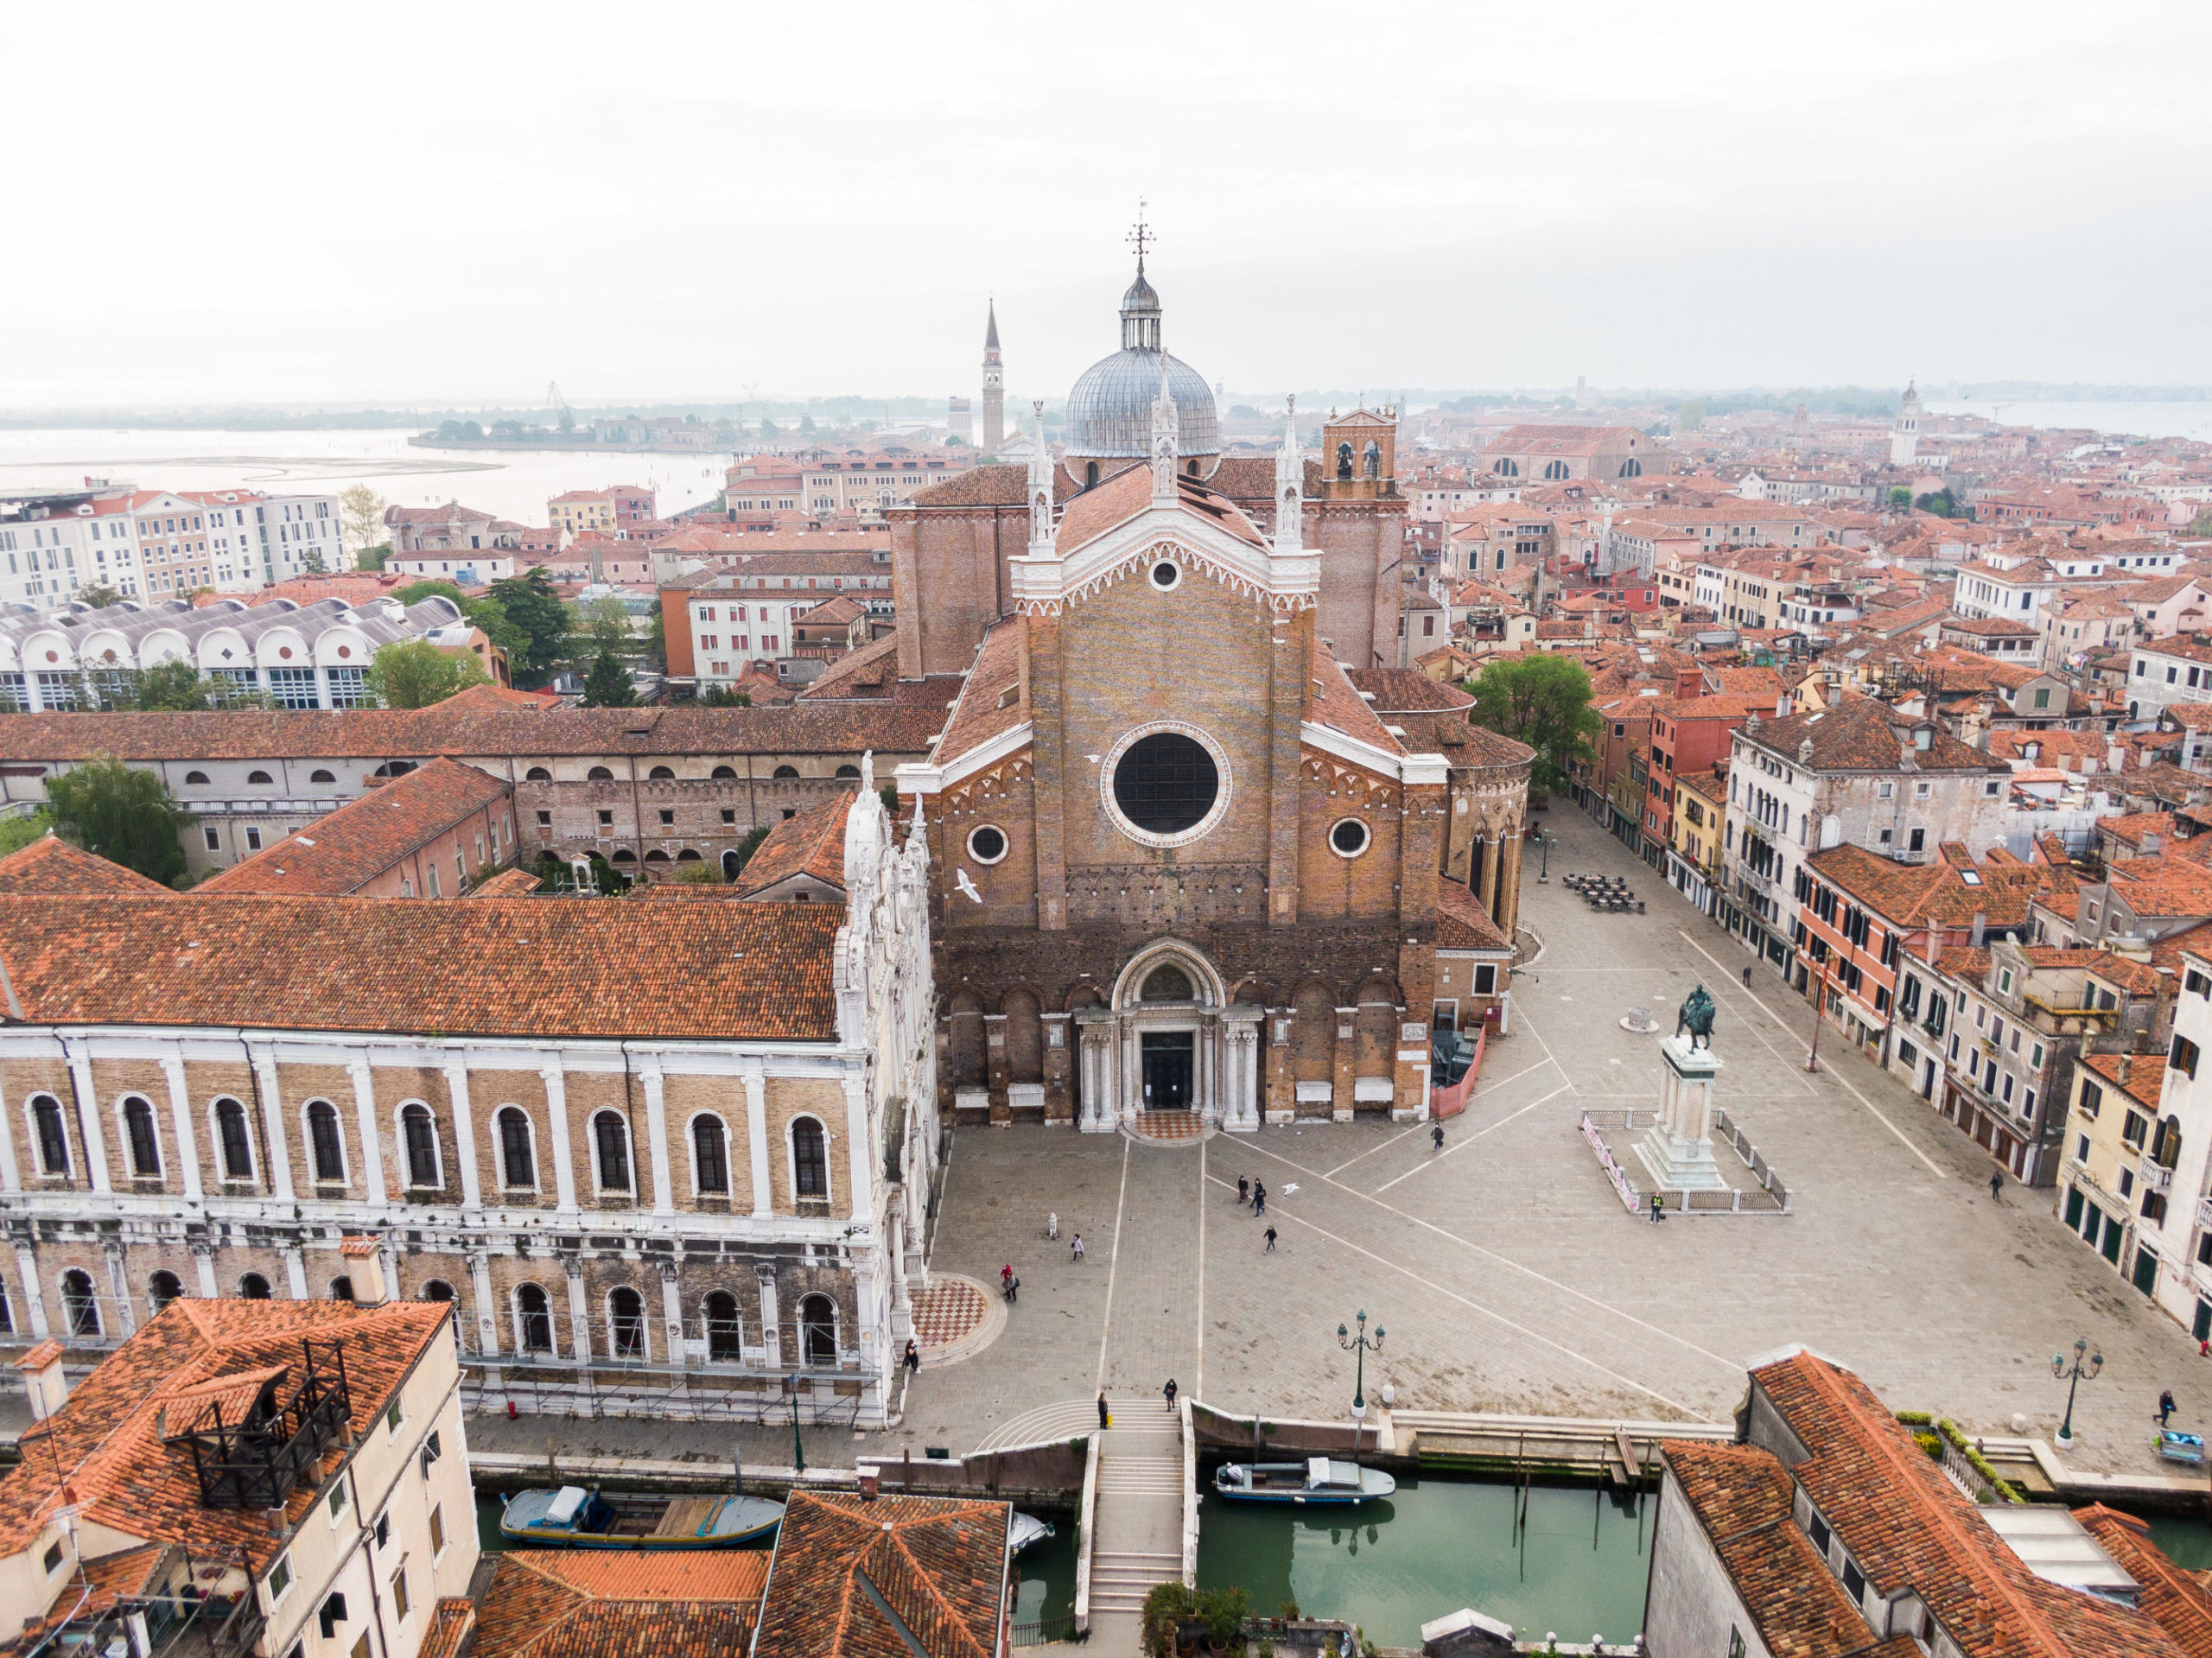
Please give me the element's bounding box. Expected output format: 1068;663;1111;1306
1263;1225;1278;1254
1163;1377;1179;1412
1046;1212;1058;1241
903;1338;919;1374
1007;1273;1020;1304
1990;1170;2004;1203
1071;1233;1085;1263
1001;1263;1014;1295
1741;965;1753;989
1253;1182;1267;1217
2160;1388;2178;1426
1236;1175;1249;1206
1098;1392;1110;1430
1431;1122;1446;1152
1649;1192;1665;1225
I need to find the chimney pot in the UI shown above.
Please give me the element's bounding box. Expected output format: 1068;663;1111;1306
16;1341;67;1421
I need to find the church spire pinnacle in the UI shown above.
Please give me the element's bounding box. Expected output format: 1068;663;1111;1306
1274;395;1302;556
1027;401;1054;554
1150;347;1179;505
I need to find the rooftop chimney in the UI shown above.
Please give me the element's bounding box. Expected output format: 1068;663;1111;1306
1676;667;1702;701
2118;1054;2134;1088
339;1236;388;1306
1970;912;1986;949
17;1340;67;1422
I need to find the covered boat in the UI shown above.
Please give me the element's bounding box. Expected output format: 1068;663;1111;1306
1212;1458;1395;1506
500;1485;785;1547
1008;1513;1056;1553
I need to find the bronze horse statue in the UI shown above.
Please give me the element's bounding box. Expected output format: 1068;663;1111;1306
1676;984;1717;1050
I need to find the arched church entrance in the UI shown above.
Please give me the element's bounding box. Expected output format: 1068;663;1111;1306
1073;941;1265;1134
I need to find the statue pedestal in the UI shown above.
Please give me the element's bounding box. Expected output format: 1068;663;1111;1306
1637;1035;1726;1191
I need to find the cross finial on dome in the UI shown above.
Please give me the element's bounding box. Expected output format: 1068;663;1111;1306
1126;201;1152;272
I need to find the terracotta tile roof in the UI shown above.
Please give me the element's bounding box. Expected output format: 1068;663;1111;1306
1435;880;1510;950
2080;1052;2168;1111
0;835;172;896
470;867;544;897
0;893;844;1041
2073;1506;2212;1658
0;1300;451;1573
1806;844;2050;930
1306;639;1403;755
931;620;1027;766
471;1550;767;1658
1741;695;1999;774
198;758;510;896
2107;854;2212;919
1344;668;1475;714
734;792;854;899
904;465;1030;509
752;1491;1007;1658
417;1599;476;1658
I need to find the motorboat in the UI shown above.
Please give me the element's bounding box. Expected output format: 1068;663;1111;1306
1212;1457;1395;1506
499;1484;784;1547
1008;1512;1056;1553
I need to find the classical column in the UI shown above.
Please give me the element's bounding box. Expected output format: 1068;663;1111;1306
755;1267;782;1370
442;1062;482;1210
283;1245;309;1301
744;1064;772;1217
658;1258;684;1368
346;1061;385;1204
842;1072;872;1223
162;1054;201;1201
563;1255;590;1364
12;1246;47;1338
470;1251;501;1356
190;1239;219;1300
1224;1020;1262;1133
641;1068;675;1217
540;1065;578;1213
63;1040;111;1194
252;1048;292;1201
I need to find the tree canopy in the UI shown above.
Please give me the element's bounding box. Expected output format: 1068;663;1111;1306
570;594;633;653
365;638;490;709
580;649;635;708
486;569;570;686
1467;652;1602;792
47;759;193;886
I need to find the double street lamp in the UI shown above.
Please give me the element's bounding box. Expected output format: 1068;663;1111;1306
1338;1310;1385;1452
2052;1337;2102;1449
1534;828;1555;883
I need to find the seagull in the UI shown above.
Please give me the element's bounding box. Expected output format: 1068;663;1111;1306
955;869;982;905
1281;1183;1300;1196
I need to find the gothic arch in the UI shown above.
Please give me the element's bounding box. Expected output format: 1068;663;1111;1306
1110;938;1225;1011
1289;980;1337;1084
946;989;987;1088
1001;988;1046;1086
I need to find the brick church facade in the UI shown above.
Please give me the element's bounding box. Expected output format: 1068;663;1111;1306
893;261;1530;1132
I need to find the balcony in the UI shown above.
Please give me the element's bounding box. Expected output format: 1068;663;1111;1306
2145;1162;2174;1195
2196;1195;2212;1233
165;1340;351;1510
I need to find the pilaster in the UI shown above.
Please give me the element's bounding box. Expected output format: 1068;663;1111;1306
162;1053;201;1201
541;1065;578;1213
641;1067;674;1216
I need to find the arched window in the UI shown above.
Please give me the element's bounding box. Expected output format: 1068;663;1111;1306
711;765;737;779
608;1287;645;1359
516;1284;554;1353
308;769;336;784
645;849;671;864
721;849;741;881
184;771;210;785
1335;441;1354;480
609;848;637;865
402;1104;440;1189
772;765;800;779
148;1270;182;1314
238;1274;271;1300
1084;461;1099;488
122;1097;160;1178
1543;460;1569;480
704;1291;741;1361
693;1116;729;1194
649;765;676;779
61;1269;99;1337
372;760;416;779
587;765;614;782
1363;441;1381;480
1493;458;1518;477
675;848;702;862
29;1095;68;1177
594;1113;631;1193
525;766;552;781
329;1277;355;1304
498;1108;535;1189
791;1117;829;1200
419;1280;455;1303
213;1098;253;1180
798;1293;836;1366
246;771;273;785
835;764;861;779
1618;458;1642;479
306;1100;345;1183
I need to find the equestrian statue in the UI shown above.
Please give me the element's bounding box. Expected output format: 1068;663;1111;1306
1675;984;1717;1050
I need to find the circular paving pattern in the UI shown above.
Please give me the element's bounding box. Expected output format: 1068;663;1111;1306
909;1273;1003;1368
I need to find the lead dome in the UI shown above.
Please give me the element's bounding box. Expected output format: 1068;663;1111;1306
1063;262;1219;461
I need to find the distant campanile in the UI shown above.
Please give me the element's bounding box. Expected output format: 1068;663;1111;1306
982;301;1005;456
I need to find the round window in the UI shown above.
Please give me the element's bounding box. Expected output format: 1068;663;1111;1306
967;825;1007;865
1149;559;1180;591
1109;729;1222;842
1330;818;1371;858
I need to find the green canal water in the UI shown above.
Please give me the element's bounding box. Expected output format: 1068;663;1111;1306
1197;1477;1652;1649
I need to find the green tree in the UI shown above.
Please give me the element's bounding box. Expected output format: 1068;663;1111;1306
671;861;722;884
1468;652;1602;793
76;585;122;608
644;607;669;672
2190;510;2212;539
799;414;817;435
580;649;635;708
570;594;634;653
1889;485;1912;508
365;638;490;709
760;417;778;437
340;485;387;562
461;594;530;660
46;758;192;886
395;579;467;607
1674;400;1705;433
435;419;484;442
879;782;899;817
698;684;751;707
0;810;54;857
728;824;769;875
130;659;215;711
486;568;570;686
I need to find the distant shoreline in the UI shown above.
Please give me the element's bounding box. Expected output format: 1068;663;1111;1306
406;435;734;458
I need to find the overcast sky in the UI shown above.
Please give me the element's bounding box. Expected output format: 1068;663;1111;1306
7;1;2209;409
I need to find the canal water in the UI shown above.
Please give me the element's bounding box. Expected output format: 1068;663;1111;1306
1197;1477;1651;1649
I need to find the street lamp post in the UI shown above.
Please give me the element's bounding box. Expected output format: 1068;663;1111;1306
2052;1337;2102;1450
1338;1311;1385;1454
1535;829;1554;883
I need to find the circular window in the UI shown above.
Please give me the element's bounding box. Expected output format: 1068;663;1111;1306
1330;817;1371;858
967;825;1007;865
1103;724;1228;848
1149;559;1181;591
336;645;352;659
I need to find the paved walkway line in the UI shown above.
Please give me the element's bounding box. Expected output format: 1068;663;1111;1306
1675;926;1947;1178
1663;928;1819;1096
1095;1134;1133;1391
1195;1138;1207;1399
1371;1082;1573;1193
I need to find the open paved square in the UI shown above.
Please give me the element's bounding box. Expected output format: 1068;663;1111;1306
889;804;2212;1478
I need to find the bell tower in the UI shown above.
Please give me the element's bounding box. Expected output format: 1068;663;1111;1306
1891;379;1920;467
982;301;1005;457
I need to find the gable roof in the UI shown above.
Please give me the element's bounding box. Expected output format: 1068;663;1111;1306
0;835;172;897
734;792;855;899
197;758;511;896
751;1491;1008;1658
469;1550;768;1658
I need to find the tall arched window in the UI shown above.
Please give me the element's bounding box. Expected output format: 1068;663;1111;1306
213;1098;253;1180
419;1280;455;1303
122;1097;160;1178
329;1277;355;1304
704;1291;741;1361
61;1269;99;1337
498;1108;535;1188
594;1113;631;1193
148;1270;181;1314
1363;441;1381;479
1084;461;1100;488
693;1116;729;1194
1335;441;1354;480
1618;458;1642;479
1543;459;1569;480
29;1096;68;1177
306;1101;345;1183
516;1284;554;1353
402;1104;439;1189
798;1293;836;1366
791;1118;828;1199
608;1287;645;1359
238;1274;271;1300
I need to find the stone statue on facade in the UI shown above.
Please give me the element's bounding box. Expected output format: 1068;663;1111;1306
1675;984;1717;1050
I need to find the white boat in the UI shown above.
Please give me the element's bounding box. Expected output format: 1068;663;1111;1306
1212;1457;1395;1506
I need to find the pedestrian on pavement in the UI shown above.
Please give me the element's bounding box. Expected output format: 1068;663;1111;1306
1253;1183;1267;1217
2201;1337;2210;1359
1990;1170;2004;1202
1071;1233;1085;1263
1046;1212;1058;1241
1098;1393;1109;1431
1236;1175;1249;1205
1264;1225;1278;1254
1007;1274;1020;1304
1649;1192;1666;1225
903;1338;919;1373
1163;1377;1179;1412
1431;1123;1446;1152
2161;1388;2178;1426
1001;1263;1014;1294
